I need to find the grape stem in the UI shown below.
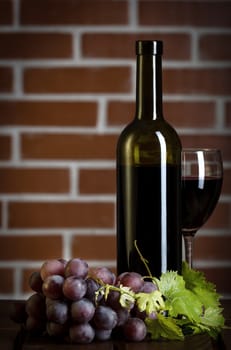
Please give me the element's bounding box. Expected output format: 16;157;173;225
134;240;152;278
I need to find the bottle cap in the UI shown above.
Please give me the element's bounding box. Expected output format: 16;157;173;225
136;40;163;55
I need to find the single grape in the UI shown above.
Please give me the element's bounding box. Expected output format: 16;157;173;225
63;276;87;301
85;278;102;304
46;321;68;337
25;293;46;319
69;323;95;344
46;300;69;324
42;275;64;299
116;308;130;327
95;329;112;341
106;290;121;310
89;267;116;285
123;317;147;342
65;258;88;279
141;281;158;293
25;316;45;333
71;298;95;323
93;305;117;330
29;271;43;293
117;272;144;292
40;259;65;281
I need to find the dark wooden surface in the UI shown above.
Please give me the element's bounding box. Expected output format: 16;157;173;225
1;299;231;350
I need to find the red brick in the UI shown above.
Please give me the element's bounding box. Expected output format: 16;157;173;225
0;268;13;293
0;101;97;127
107;101;134;126
199;34;231;61
163;68;231;95
8;202;114;228
0;235;62;260
180;135;231;162
0;168;69;193
23;67;131;94
0;33;72;59
21;134;117;160
79;169;115;194
0;0;13;25
0;67;13;92
107;101;216;128
139;1;231;27
0;135;11;160
165;102;216;128
72;235;116;260
197;267;231;294
195;236;231;261
20;0;128;25
82;33;190;60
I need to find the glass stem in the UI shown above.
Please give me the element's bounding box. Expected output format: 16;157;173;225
183;235;194;269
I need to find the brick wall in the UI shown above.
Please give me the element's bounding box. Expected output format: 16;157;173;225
0;0;230;299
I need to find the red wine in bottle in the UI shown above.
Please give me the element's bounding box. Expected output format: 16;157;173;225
116;40;182;277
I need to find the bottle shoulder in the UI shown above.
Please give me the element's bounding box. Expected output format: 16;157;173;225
117;119;181;166
118;119;181;147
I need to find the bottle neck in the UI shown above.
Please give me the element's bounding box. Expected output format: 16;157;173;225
135;54;163;121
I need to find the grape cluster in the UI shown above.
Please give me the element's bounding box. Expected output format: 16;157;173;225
12;258;158;344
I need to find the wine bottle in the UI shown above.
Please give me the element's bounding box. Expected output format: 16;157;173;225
116;40;182;277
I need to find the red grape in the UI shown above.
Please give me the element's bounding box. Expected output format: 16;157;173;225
117;272;144;292
25;316;45;333
46;322;68;337
25;293;46;319
89;267;116;285
63;276;87;301
141;281;158;293
46;300;68;324
69;323;95;344
40;259;65;281
71;298;95;323
29;271;43;293
123;317;147;341
93;305;118;330
65;258;88;279
42;275;64;299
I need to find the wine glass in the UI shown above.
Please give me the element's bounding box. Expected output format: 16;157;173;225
181;148;223;268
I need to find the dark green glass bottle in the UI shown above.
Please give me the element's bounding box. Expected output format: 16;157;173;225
116;40;182;277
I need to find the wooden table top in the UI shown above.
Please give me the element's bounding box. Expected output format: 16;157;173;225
1;299;231;350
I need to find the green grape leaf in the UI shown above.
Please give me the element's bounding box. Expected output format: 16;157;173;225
146;313;184;341
158;270;186;296
136;290;165;315
118;285;136;309
200;306;225;329
158;270;203;323
166;289;203;323
182;261;217;295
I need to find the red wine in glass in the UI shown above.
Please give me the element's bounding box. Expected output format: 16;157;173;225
182;149;223;268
